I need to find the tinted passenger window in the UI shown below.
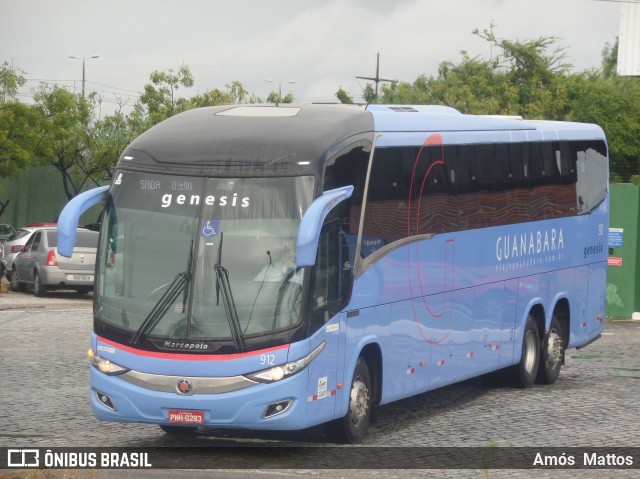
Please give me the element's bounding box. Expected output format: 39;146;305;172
31;233;42;251
358;139;607;260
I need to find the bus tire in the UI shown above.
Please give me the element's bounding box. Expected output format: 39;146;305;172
325;357;372;444
536;315;564;385
511;315;540;388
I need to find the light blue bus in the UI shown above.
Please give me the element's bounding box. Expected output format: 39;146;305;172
58;104;608;443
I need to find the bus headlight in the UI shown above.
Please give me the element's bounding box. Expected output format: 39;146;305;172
246;342;326;383
88;349;130;376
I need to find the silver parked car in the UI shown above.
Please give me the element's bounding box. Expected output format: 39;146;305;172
11;228;98;296
2;225;58;281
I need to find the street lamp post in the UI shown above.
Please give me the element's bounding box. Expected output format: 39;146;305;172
265;79;296;106
68;55;99;98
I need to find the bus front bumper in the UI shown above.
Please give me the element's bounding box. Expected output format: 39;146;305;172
90;366;311;431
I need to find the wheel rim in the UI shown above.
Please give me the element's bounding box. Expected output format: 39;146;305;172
10;270;18;288
545;329;562;368
348;376;369;428
523;330;537;374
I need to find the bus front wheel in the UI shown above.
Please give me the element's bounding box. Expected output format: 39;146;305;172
325;357;372;444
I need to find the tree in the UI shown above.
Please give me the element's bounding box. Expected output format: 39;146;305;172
186;81;259;108
266;90;294;104
362;84;377;104
0;61;27;102
33;86;111;199
371;26;639;180
87;99;146;183
335;87;354;104
0;101;44;178
138;64;194;125
0;100;46;216
601;39;618;78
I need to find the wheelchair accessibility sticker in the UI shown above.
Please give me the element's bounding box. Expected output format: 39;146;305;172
201;220;219;237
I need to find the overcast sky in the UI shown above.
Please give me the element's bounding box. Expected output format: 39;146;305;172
0;0;625;114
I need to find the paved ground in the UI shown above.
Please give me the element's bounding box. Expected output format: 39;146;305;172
1;283;639;478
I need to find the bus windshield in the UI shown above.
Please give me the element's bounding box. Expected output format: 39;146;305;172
95;171;315;352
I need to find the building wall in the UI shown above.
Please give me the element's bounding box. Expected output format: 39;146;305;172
0;166;104;228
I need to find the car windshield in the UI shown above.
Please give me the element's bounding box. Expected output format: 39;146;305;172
95;171;315;351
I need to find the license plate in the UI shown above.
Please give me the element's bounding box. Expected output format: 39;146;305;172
168;409;205;424
72;274;93;281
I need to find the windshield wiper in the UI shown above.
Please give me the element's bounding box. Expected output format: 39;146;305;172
131;240;194;345
214;232;245;350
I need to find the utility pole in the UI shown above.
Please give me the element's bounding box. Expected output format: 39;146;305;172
69;55;100;98
266;79;296;106
356;53;395;100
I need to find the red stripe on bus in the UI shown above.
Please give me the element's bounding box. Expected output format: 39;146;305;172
97;336;289;361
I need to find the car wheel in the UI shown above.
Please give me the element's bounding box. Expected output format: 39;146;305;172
10;268;24;292
33;271;47;297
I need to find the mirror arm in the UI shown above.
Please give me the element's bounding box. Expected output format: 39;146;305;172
296;185;354;267
57;186;109;257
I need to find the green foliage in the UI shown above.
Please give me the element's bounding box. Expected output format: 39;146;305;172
0;61;27;102
33;85;104;199
362;84;377;104
0;100;46;200
187;81;260;108
375;26;640;180
565;71;640;180
266;91;295;105
138;64;194;126
336;87;354;104
601;39;618;78
0;102;42;177
88;101;146;183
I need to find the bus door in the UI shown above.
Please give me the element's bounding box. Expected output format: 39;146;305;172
305;219;349;423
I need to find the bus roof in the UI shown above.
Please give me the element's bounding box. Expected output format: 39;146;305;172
118;104;605;174
119;104;374;175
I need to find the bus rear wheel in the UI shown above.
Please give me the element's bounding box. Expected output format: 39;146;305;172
510;315;540;388
536;315;564;385
325;357;372;444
